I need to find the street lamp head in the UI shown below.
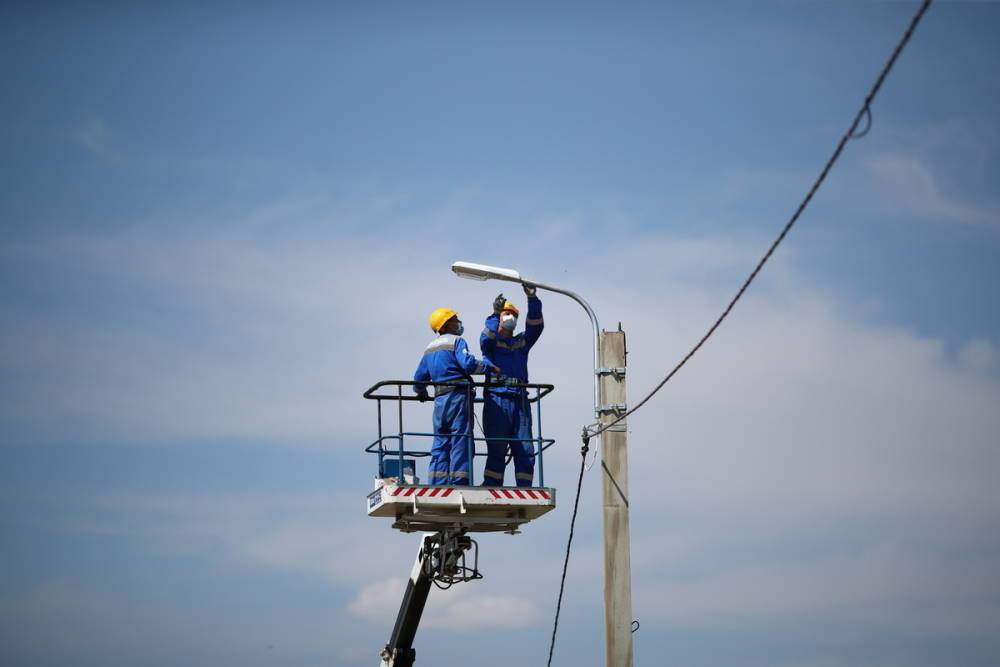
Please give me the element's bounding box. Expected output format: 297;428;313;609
451;261;522;283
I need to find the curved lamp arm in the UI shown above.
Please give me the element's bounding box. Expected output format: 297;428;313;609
452;261;601;418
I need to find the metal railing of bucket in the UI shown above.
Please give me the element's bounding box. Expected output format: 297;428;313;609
363;379;556;487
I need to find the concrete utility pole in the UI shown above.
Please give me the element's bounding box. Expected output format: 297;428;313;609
599;329;632;667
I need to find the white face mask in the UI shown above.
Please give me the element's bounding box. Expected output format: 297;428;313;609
500;314;517;331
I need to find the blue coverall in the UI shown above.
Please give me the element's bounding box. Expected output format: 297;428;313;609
480;296;544;487
413;333;490;486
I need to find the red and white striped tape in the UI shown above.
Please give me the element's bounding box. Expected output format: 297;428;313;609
390;487;455;498
488;488;551;500
387;486;551;500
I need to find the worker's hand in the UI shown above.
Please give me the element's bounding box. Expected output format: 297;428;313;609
522;283;537;297
416;392;430;402
490;365;502;376
492;293;506;314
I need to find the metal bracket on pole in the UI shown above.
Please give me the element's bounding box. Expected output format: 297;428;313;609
596;367;626;379
598;403;628;415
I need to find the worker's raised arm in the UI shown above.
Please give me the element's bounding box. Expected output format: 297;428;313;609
523;288;544;350
480;293;504;358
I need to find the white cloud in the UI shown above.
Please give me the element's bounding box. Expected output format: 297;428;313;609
349;577;541;630
4;190;1000;649
612;288;1000;638
0;578;350;665
0;194;781;446
637;540;1000;637
76;489;549;633
71;491;414;587
958;338;996;372
866;155;997;226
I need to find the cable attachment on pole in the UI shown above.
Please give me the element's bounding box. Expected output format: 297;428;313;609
580;426;591;456
581;422;602;471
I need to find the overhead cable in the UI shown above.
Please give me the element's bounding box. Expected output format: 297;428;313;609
586;0;934;442
545;432;590;667
545;3;936;663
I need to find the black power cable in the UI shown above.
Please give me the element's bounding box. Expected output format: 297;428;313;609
587;0;934;442
545;433;590;667
546;2;936;664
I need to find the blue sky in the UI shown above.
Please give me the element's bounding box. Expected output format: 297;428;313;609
2;2;999;666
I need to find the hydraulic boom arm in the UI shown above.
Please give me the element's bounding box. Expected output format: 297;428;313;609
379;528;479;667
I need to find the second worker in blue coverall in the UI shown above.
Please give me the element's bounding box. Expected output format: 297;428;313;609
414;307;499;486
480;285;544;487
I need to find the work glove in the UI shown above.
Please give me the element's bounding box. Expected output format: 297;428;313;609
492;293;506;314
415;391;430;402
523;283;537;297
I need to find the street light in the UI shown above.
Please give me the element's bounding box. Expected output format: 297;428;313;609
451;261;601;418
451;260;634;667
449;261;523;283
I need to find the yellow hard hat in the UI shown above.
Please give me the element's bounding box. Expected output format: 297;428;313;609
428;307;458;333
501;301;519;317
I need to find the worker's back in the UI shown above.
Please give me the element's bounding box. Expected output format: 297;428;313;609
414;333;483;387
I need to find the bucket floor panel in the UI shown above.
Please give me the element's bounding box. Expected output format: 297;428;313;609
367;484;556;533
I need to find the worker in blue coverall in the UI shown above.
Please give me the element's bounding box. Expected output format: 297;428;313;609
414;307;499;486
480;285;544;487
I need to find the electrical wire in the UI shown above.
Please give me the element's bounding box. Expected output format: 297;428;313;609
584;439;600;471
586;0;934;442
545;435;590;667
545;3;936;663
473;410;486;438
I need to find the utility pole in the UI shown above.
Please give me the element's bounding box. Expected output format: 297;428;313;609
599;329;632;667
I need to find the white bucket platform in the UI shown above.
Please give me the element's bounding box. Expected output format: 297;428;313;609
367;483;556;533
